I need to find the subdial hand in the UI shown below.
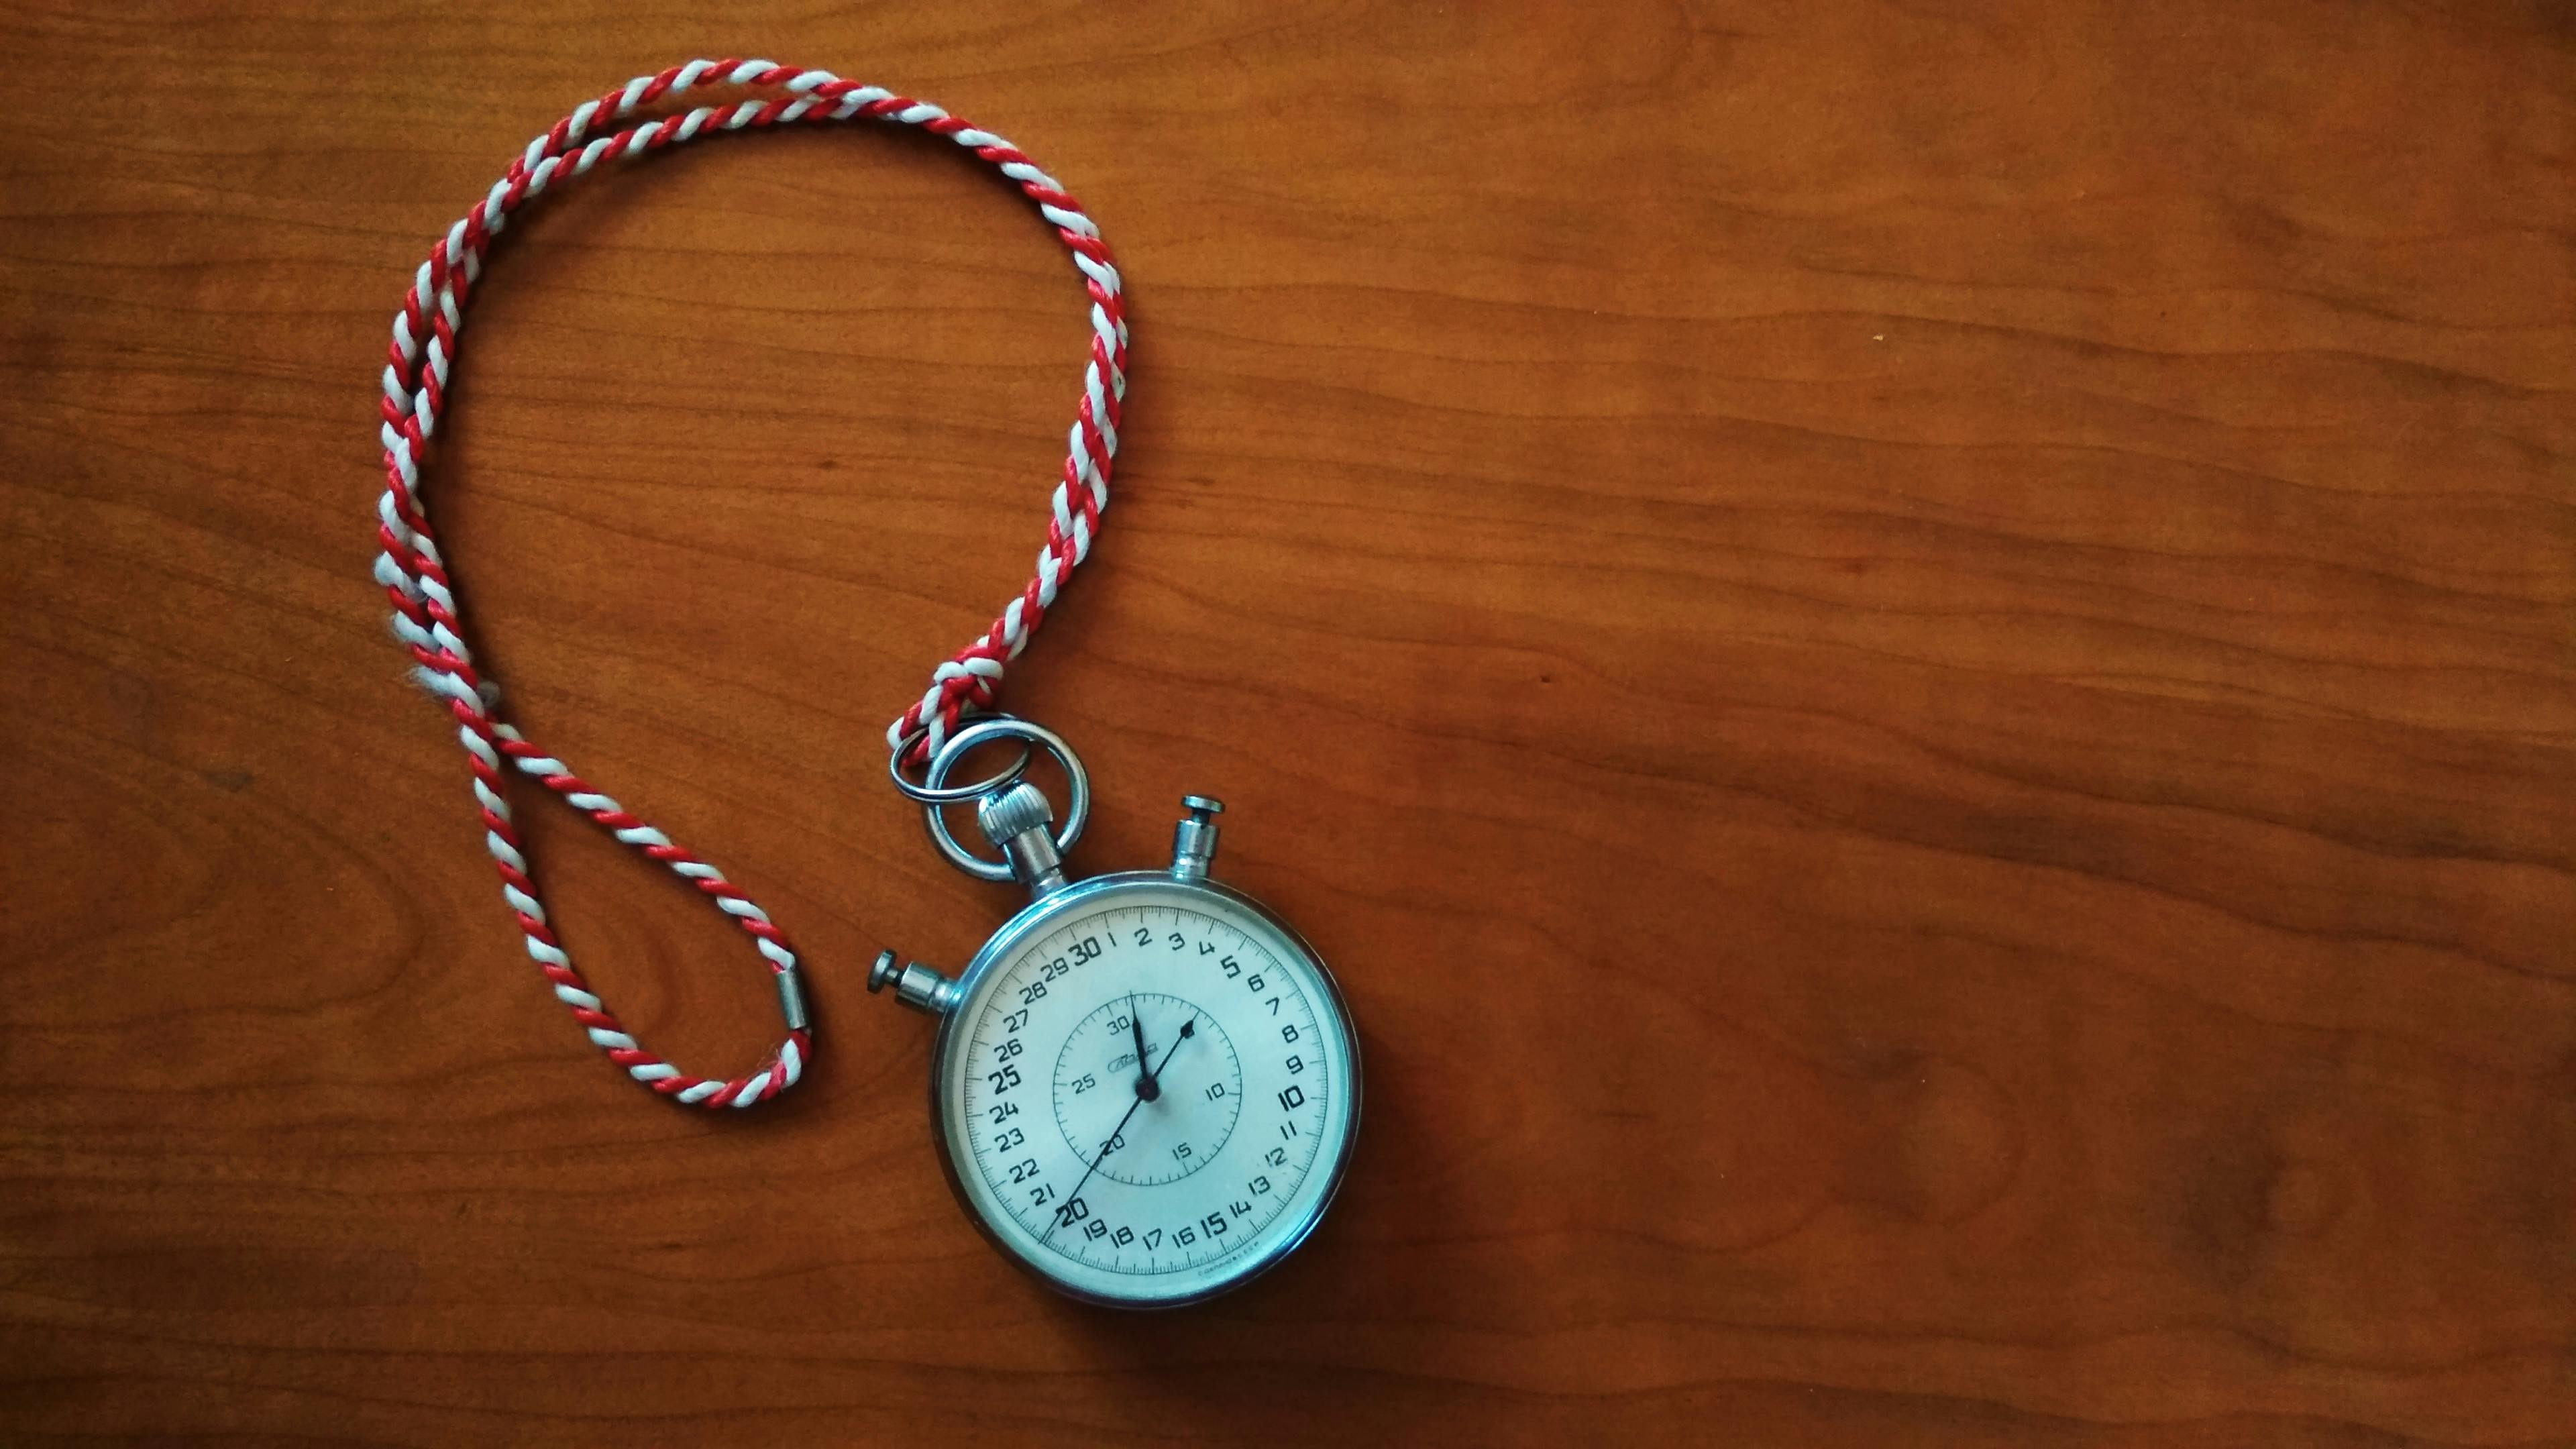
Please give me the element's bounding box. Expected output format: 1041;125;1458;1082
1129;994;1157;1102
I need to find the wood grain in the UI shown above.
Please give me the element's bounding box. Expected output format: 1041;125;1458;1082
3;1;2572;1442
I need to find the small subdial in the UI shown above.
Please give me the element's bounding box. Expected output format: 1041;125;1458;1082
1051;993;1242;1187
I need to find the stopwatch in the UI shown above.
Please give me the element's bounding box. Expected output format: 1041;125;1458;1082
371;60;1357;1303
872;717;1362;1307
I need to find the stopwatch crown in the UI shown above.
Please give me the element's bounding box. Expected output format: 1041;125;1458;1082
976;780;1055;843
978;781;1069;898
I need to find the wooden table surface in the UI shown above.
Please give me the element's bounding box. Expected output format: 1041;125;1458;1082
5;1;2572;1443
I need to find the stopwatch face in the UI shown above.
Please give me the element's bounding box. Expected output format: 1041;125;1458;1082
931;874;1360;1307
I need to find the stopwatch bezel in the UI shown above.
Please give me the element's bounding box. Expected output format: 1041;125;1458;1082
925;870;1361;1309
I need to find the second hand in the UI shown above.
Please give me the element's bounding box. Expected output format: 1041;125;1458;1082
1045;1010;1195;1242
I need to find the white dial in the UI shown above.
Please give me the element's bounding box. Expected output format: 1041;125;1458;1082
1051;994;1242;1185
936;877;1358;1305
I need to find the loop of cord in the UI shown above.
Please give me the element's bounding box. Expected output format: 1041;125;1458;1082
372;59;1129;1107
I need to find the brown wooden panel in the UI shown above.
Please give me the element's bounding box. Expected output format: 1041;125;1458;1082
2;1;2570;1442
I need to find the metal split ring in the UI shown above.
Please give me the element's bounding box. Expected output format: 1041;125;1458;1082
887;720;1034;804
911;716;1090;882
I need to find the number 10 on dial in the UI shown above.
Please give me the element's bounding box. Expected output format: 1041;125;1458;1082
871;757;1360;1308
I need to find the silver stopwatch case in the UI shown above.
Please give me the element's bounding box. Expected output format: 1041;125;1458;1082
872;720;1362;1308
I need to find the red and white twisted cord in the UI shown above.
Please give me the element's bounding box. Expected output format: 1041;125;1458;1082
373;59;1128;1107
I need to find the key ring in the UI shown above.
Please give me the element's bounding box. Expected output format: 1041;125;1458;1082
887;722;1034;804
918;716;1089;881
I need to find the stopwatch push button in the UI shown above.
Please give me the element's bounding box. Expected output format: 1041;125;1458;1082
1170;796;1224;880
867;950;960;1015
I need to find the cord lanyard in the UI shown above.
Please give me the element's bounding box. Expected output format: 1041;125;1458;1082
372;59;1128;1108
